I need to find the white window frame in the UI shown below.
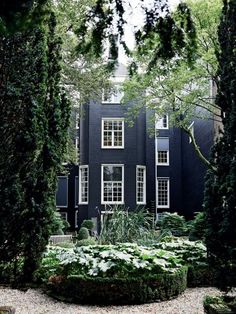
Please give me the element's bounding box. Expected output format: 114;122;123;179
156;177;170;208
101;118;124;149
101;164;124;204
136;166;146;205
156;137;169;166
76;113;79;129
75;210;78;228
79;165;89;204
56;176;68;208
155;114;169;130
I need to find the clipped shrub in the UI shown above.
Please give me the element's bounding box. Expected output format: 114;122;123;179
38;243;187;303
77;227;89;240
54;242;75;249
188;212;206;241
76;238;97;247
204;296;236;314
156;212;188;237
81;220;94;231
47;267;187;305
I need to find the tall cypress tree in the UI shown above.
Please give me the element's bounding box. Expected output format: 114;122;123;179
0;12;70;282
204;0;236;291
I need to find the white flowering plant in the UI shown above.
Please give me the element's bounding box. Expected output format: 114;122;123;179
154;236;208;267
36;243;184;281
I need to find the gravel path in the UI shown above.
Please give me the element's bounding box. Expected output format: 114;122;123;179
0;287;220;314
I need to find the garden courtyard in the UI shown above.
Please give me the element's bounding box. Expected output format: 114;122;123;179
0;287;220;314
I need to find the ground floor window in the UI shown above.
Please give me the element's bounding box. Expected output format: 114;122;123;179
157;177;170;208
101;164;124;204
79;165;89;204
136;166;146;204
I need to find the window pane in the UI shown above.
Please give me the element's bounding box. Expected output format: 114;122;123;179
56;177;68;207
103;166;122;181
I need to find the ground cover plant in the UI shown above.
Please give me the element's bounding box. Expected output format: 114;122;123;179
154;236;214;287
36;243;187;304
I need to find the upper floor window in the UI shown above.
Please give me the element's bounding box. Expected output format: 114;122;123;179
157;177;170;208
79;166;89;204
156;114;169;130
102;118;124;149
136;166;146;204
101;165;124;204
156;137;169;165
102;85;123;104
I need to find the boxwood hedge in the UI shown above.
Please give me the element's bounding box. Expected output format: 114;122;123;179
46;266;188;305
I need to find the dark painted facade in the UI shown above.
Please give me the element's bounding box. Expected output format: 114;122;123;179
55;64;214;230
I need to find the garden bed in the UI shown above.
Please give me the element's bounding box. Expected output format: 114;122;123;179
204;296;236;314
47;266;188;305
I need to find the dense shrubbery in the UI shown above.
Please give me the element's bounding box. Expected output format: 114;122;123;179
39;243;187;304
188;212;206;241
156;212;189;237
154;236;214;287
47;268;187;305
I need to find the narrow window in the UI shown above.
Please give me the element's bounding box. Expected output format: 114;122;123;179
102;118;124;148
136;166;146;204
75;176;79;208
56;176;68;208
157;138;169;165
101;165;124;204
75;137;79;162
79;166;89;204
157;178;170;208
155;114;169;130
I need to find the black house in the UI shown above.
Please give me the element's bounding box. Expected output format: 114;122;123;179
56;64;214;231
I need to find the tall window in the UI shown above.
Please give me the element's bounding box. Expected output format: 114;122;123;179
156;114;169;129
102;85;123;103
156;138;169;165
75;137;79;163
102;118;124;148
136;166;146;204
101;165;124;204
56;176;68;208
157;178;169;208
79;166;89;204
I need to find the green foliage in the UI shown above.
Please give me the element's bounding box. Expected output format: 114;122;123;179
47;267;187;305
0;12;70;283
54;242;75;249
50;210;70;235
157;212;188;236
122;0;222;168
81;219;94;231
204;0;236;292
99;206;156;245
188;212;206;241
38;243;183;282
204;296;236;314
76;238;97;247
37;243;187;303
77;227;89;240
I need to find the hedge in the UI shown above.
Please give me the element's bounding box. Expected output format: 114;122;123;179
187;265;215;287
46;266;188;305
